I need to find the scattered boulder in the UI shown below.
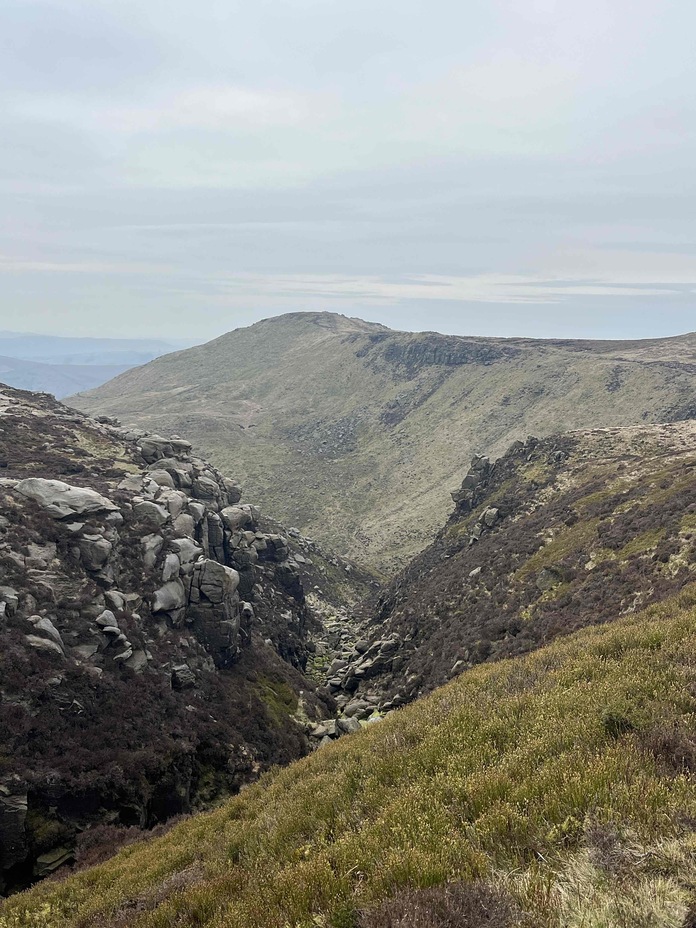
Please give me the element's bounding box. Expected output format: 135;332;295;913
171;664;196;690
152;579;187;614
27;615;64;651
96;610;119;629
133;500;169;529
25;635;64;657
78;534;112;571
142;533;165;568
14;478;118;520
221;506;253;532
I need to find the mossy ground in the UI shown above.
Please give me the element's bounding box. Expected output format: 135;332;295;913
4;586;696;927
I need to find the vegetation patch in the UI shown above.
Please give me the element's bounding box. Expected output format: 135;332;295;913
4;588;696;927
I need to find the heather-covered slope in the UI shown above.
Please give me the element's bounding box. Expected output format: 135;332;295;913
4;589;696;927
70;312;696;574
0;385;368;893
327;421;696;710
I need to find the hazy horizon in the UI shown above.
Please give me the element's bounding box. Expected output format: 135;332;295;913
1;309;695;345
1;0;695;340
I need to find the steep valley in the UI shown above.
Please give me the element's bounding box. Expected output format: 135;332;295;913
1;315;696;925
0;385;371;893
69;312;696;575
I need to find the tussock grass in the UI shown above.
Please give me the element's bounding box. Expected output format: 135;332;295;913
4;588;696;928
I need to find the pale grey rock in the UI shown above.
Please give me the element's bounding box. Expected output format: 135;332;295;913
25;542;57;569
139;435;173;464
96;610;119;629
152;579;186;613
311;719;338;739
27;615;64;651
125;649;148;672
170;537;202;574
343;699;371;719
172;513;195;537
148;469;175;489
222;478;242;504
162;553;181;583
104;591;126;611
192;475;219;499
171;664;196;689
25;635;64;657
133;500;169;529
141;533;164;568
220;506;253;531
158;489;188;518
72;643;99;660
191;560;240;605
187;502;206;524
118;474;144;493
14;478;118;520
101;625;122;637
78;534;112;571
337;717;362;735
0;588;19;617
207;512;224;547
61;522;86;534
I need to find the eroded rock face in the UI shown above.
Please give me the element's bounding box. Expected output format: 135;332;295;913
0;385;335;893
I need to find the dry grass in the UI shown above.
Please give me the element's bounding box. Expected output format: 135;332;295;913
3;586;696;927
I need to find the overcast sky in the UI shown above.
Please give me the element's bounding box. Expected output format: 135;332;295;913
1;0;695;340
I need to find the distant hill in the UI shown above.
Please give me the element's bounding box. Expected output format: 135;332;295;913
70;312;696;574
0;355;131;397
0;332;196;398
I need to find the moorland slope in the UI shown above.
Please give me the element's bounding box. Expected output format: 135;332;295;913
331;420;696;708
4;587;696;927
71;313;696;574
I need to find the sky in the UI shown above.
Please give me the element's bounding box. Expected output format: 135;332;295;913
1;0;695;341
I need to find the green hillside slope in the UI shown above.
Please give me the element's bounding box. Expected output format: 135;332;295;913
4;587;696;927
331;420;696;708
69;313;696;576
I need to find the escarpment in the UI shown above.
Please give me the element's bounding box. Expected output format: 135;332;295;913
71;312;696;574
0;385;350;892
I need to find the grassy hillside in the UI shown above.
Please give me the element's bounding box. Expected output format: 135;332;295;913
4;586;696;927
340;420;696;706
69;313;696;575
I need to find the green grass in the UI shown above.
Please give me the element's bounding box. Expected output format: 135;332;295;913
4;586;696;927
253;677;299;725
515;518;601;580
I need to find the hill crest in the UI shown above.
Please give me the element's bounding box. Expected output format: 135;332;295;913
70;312;696;574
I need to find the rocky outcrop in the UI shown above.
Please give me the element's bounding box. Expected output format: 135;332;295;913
0;385;337;892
